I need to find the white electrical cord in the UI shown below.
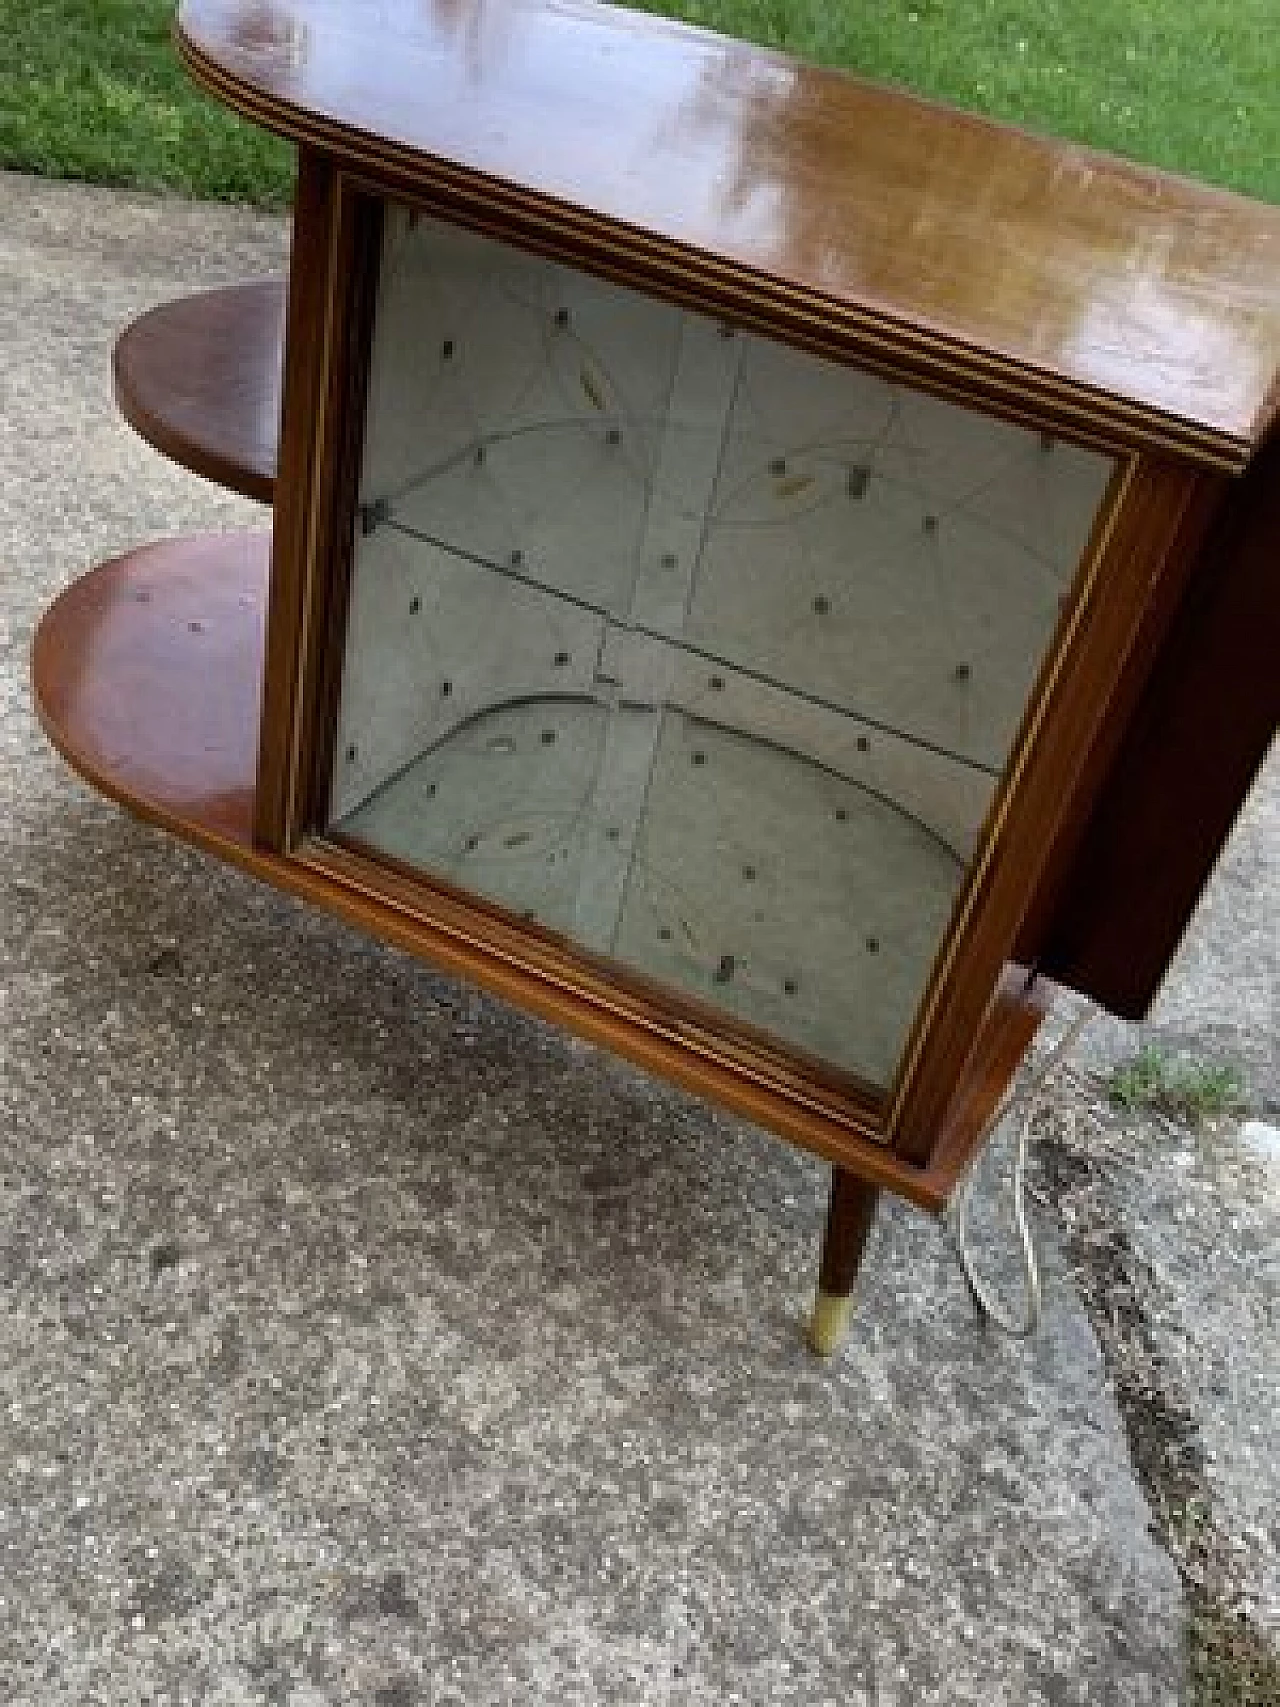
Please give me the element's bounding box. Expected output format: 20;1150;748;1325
951;1004;1093;1337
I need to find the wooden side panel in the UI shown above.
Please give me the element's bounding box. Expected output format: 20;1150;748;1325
1038;433;1280;1016
255;150;380;848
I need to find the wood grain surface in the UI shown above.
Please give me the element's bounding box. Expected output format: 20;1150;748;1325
177;0;1280;469
113;279;284;502
31;532;267;841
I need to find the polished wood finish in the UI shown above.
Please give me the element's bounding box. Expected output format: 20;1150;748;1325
1040;432;1280;1015
32;530;1056;1213
31;533;265;842
177;0;1280;469
255;150;381;848
113;279;284;502
287;182;382;844
817;1173;880;1299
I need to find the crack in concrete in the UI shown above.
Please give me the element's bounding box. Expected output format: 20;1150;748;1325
1037;1127;1280;1706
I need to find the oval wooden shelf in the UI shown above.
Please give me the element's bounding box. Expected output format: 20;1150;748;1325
32;532;269;843
113;279;284;502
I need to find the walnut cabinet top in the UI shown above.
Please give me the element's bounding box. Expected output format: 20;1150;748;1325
178;0;1280;471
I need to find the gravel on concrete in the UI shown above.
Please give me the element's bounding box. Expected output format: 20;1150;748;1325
1;169;1276;1706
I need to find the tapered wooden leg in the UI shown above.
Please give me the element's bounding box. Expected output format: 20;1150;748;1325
806;1169;880;1356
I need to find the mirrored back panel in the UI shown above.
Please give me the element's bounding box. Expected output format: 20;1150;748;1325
326;209;1116;1096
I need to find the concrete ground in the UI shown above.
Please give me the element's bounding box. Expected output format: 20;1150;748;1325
0;171;1275;1706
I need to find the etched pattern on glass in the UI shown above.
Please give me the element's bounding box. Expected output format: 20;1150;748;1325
329;211;1115;1093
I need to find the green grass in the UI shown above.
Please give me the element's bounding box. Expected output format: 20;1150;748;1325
0;1;294;202
1107;1046;1248;1128
1;1;1276;206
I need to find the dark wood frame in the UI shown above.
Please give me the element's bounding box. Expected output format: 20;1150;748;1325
253;166;1223;1181
1038;430;1280;1015
255;152;383;847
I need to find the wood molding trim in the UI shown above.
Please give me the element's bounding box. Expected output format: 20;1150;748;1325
255;151;381;849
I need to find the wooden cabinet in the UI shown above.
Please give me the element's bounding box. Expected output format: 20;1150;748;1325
33;0;1280;1352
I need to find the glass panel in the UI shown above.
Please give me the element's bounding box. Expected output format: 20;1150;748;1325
328;209;1116;1094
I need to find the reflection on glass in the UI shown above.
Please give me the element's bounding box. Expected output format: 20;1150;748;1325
328;210;1115;1092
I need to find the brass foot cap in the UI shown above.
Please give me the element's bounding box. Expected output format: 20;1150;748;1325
806;1289;854;1357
